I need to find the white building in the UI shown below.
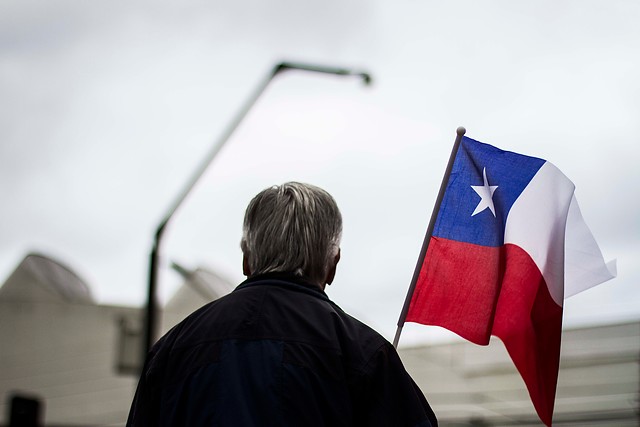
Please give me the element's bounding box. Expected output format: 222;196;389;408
0;253;233;426
401;322;639;426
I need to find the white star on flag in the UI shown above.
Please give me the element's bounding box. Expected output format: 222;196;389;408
471;167;498;217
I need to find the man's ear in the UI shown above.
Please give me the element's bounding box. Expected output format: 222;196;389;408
324;249;341;286
242;253;252;277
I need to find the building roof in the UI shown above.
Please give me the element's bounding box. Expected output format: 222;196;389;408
0;253;94;304
167;261;234;312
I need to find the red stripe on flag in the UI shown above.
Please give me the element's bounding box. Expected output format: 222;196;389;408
406;237;562;426
494;244;562;426
406;237;504;345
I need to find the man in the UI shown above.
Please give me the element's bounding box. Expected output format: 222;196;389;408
127;182;437;426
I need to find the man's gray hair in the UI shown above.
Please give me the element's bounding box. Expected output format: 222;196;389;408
240;182;342;283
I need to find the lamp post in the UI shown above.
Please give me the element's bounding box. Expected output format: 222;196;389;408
143;61;372;364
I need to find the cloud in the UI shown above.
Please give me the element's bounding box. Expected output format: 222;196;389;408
0;0;638;340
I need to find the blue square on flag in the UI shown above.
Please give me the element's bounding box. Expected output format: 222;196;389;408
434;137;545;247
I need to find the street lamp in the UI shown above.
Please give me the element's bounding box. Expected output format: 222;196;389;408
143;61;372;363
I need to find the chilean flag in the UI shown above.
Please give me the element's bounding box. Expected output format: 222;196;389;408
405;136;616;426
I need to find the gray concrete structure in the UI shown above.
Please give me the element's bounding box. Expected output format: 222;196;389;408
400;322;639;426
0;253;232;426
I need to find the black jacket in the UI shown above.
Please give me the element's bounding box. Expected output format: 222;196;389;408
127;273;437;427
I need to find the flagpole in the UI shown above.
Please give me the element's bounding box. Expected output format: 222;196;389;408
392;126;466;348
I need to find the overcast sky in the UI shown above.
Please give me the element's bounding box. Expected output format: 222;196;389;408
1;0;638;343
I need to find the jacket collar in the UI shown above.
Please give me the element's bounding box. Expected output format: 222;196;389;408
236;272;329;300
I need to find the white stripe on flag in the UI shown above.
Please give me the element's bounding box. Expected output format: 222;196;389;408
504;162;575;306
564;194;617;298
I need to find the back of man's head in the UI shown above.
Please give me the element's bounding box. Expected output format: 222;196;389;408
240;182;342;285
